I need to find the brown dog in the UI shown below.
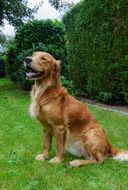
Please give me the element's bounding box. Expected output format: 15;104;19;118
24;51;128;167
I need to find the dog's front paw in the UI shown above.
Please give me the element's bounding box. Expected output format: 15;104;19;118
49;156;63;164
36;154;47;161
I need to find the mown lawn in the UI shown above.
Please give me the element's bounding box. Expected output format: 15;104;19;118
0;78;128;190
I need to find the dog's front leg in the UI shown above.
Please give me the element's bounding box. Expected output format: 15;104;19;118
50;125;66;164
36;131;52;161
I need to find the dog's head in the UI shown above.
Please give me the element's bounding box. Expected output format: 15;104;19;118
24;52;60;84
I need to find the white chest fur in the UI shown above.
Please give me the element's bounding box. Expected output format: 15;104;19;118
29;100;40;118
29;86;42;118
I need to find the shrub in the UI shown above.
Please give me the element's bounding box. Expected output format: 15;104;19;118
63;0;128;103
0;58;6;78
61;76;75;95
5;19;67;90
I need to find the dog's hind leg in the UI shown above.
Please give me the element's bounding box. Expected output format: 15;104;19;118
69;151;105;167
69;159;97;167
69;142;106;167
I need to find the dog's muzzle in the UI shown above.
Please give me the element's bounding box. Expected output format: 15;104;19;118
24;57;45;79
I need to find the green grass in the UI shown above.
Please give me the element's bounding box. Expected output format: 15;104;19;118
0;78;128;190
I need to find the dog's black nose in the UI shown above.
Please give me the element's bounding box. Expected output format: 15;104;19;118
25;57;32;64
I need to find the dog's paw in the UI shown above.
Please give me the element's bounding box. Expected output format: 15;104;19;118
36;154;47;161
49;156;63;164
69;160;80;167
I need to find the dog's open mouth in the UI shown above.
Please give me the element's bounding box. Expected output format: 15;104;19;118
25;66;45;79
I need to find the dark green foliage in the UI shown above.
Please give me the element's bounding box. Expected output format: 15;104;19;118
63;0;128;103
48;0;64;10
61;76;75;95
5;19;67;90
0;59;6;78
0;0;38;27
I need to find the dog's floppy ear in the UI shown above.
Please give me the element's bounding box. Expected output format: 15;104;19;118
52;60;61;85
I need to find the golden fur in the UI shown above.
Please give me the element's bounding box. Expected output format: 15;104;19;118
24;51;128;167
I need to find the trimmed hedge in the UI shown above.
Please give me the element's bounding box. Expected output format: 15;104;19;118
63;0;128;103
5;19;67;90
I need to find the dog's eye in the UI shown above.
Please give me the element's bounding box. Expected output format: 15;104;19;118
41;57;46;60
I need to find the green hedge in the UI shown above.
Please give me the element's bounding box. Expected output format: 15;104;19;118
0;59;6;78
63;0;128;103
5;19;67;90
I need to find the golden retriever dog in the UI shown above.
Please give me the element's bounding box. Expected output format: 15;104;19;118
24;51;128;167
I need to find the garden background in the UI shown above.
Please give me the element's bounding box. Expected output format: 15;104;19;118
0;0;128;189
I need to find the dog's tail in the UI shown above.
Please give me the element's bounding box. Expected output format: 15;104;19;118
110;147;128;161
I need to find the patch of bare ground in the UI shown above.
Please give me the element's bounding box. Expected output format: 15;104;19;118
77;97;128;115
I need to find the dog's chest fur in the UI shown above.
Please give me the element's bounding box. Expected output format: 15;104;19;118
30;99;39;118
29;85;43;118
29;85;63;124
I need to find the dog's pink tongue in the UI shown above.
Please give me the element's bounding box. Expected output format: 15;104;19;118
26;72;35;78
